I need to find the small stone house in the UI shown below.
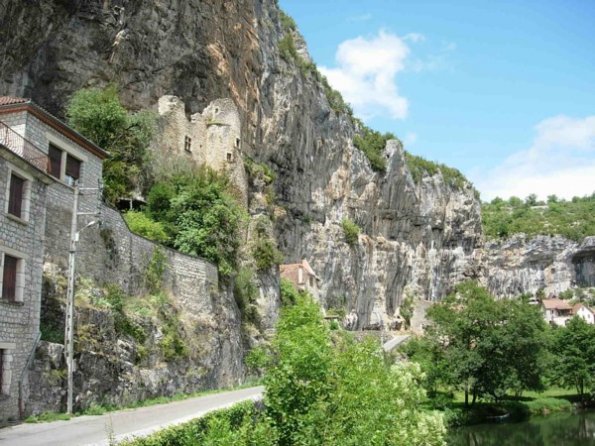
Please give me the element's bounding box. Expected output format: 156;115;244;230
541;298;573;326
573;303;595;325
280;259;320;299
0;96;107;424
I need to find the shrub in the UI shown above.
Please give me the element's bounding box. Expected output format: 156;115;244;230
252;238;283;271
124;211;170;244
233;267;260;325
146;167;247;276
278;34;298;62
280;278;300;307
353;126;394;172
341;218;360;246
104;284;147;343
404;152;470;190
66;85;155;204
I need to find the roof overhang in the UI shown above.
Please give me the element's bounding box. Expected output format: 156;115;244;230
0;101;109;160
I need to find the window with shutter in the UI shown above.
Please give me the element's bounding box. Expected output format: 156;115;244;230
0;350;3;393
2;255;18;302
49;144;62;178
65;154;81;185
8;174;24;218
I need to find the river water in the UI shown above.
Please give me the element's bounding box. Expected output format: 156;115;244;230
448;411;595;445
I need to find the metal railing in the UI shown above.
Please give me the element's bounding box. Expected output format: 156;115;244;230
0;121;49;172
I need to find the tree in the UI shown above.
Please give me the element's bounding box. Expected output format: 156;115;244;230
550;317;595;401
146;167;246;276
66;85;155;204
263;296;446;446
423;281;547;405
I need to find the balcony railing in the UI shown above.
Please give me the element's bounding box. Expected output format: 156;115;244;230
0;121;49;172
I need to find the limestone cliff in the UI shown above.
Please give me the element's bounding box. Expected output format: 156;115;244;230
484;235;595;298
0;0;485;330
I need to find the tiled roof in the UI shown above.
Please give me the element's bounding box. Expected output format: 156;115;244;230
0;96;30;106
542;298;572;310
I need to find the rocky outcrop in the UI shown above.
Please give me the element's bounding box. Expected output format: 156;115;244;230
0;0;484;331
484;235;595;297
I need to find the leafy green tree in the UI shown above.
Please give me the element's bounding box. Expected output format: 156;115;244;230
264;296;332;445
123;211;170;244
66;85;155;204
146;167;246;276
424;281;547;405
550;317;595;401
264;296;446;446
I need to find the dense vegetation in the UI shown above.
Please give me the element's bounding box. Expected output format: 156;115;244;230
122;296;447;446
482;194;595;241
400;281;595;425
341;217;361;246
66;85;155;204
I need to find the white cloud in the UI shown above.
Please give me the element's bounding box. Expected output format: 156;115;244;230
320;30;411;120
472;115;595;200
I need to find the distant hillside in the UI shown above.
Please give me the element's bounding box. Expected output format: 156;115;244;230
482;194;595;241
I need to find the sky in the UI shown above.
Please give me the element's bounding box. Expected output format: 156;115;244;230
279;0;595;201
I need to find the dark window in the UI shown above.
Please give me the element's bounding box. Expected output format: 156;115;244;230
227;153;233;162
49;144;62;178
2;255;18;302
0;350;3;392
184;136;192;153
65;154;81;185
235;138;240;148
8;174;24;218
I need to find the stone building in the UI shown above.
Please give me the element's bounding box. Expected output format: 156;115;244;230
280;259;321;299
155;95;247;203
0;96;107;424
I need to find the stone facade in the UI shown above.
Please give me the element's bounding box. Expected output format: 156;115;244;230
155;95;247;204
0;144;53;424
0;101;244;417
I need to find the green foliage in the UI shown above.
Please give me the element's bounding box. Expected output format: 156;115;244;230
279;278;300;307
66;85;155;204
245;345;271;376
278;34;298;62
482;193;595;240
146;167;247;276
263;296;446;446
341;218;361;246
233;267;260;325
404;152;470;190
549;317;595;400
252;238;284;271
124;211;170;244
415;281;548;406
243;157;276;185
279;10;297;32
145;248;167;294
25;412;72;423
400;295;414;329
119;401;278;446
105;284;147;343
320;75;353;116
353;126;395;172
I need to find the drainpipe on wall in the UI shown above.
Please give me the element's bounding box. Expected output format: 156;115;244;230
18;331;41;420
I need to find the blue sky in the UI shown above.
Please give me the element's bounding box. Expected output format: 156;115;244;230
279;0;595;200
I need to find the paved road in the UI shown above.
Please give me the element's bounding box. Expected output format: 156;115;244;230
382;334;411;352
0;386;263;446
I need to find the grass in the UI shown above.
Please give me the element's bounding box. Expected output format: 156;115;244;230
25;379;262;423
429;387;578;427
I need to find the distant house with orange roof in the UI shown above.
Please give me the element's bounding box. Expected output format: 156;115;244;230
279;259;320;298
541;298;573;326
573;303;595;325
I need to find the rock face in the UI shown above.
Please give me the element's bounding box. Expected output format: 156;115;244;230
0;1;484;330
483;235;595;297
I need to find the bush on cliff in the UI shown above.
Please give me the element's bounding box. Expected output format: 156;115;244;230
66;85;155;204
123;211;170;244
341;218;361;246
145;166;246;276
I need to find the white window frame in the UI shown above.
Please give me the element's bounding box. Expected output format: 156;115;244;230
4;164;33;223
0;343;16;396
46;132;87;186
0;247;27;303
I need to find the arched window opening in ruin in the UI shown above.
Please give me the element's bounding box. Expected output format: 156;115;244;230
184;136;192;153
235;138;240;149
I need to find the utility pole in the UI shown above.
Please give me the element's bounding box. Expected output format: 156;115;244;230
64;183;102;415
